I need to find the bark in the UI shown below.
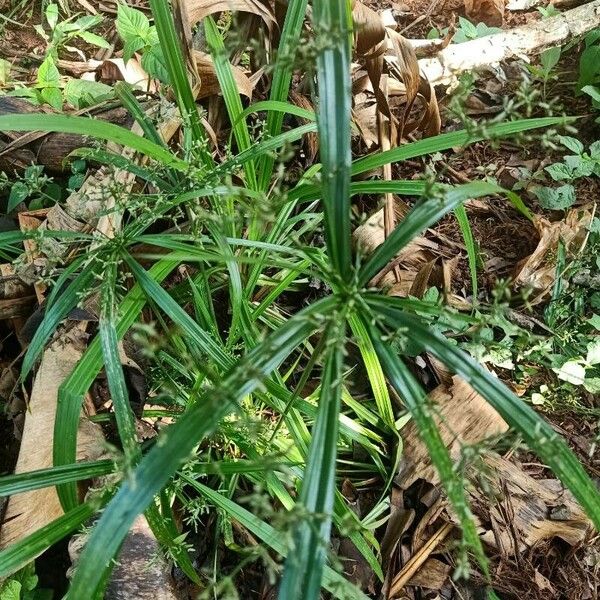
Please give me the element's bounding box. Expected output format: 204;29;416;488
0;97;132;174
419;0;600;86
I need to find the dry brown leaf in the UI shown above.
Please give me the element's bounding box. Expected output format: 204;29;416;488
195;50;254;98
289;91;318;163
0;264;34;322
353;1;386;58
408;259;437;298
351;0;440;272
0;327;105;551
465;0;505;26
514;205;594;305
389;522;454;597
352;0;440;145
99;58;157;91
405;557;451;590
380;488;415;597
473;455;592;552
17;208;52;304
396;375;509;490
184;0;275;28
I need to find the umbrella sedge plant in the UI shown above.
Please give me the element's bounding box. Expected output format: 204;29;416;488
0;0;598;598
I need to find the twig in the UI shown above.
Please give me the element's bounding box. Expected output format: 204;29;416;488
389;521;454;596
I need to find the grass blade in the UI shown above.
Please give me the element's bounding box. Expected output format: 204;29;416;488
257;0;309;190
279;318;345;600
370;325;489;578
69;147;176;190
312;0;352;281
351;116;573;176
288;179;427;203
239;99;315;125
114;81;167;148
55;259;178;510
0;114;186;170
359;181;509;286
0;461;114;496
21;260;97;379
205;15;257;190
219;123;316;175
186;478;371;600
124;254;231;371
453;204;479;301
99;261;141;465
348;313;395;429
149;0;211;162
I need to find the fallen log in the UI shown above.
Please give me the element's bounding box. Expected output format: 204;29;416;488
0;97;132;174
418;0;600;86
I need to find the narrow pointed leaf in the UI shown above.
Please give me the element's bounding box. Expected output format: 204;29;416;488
0;115;186;170
0;461;114;496
359;182;512;286
370;325;489;576
55;259;178;510
352;117;574;176
257;0;309;190
279;319;345;600
313;0;352;281
186;478;371;600
205;15;257;189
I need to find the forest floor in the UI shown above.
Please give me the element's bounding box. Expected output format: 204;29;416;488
0;0;600;599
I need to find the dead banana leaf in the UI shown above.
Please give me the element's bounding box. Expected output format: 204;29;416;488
471;455;592;553
396;375;509;490
0;327;106;551
388;521;454;597
184;0;275;28
405;557;451;590
353;0;387;56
